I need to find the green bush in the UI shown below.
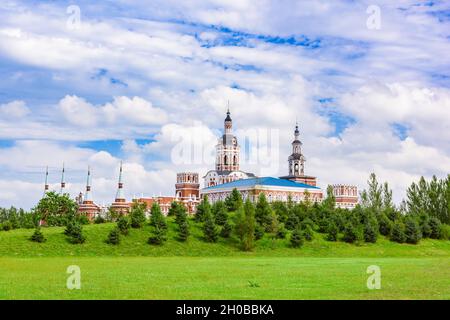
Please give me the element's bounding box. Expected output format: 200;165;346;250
276;224;287;239
429;217;442;239
178;221;190;242
117;216;131;235
77;214;90;225
66;222;86;244
364;222;378;243
377;214;392;236
391;221;406;243
203;212;219;243
106;227;120;245
30;227;46;243
220;221;232;238
326;221;338;242
254;224;264;240
148;225;167;245
440;224;450;240
2;221;12;231
343;223;362;243
290;227;304;248
405;219;422;244
94;216;106;224
302;224;314;241
130;204;147;228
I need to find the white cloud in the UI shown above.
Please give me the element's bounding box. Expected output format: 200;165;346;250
0;100;30;118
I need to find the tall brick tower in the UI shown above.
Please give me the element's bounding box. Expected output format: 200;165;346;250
176;172;200;214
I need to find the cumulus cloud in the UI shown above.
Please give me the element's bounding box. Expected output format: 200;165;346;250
0;100;30;118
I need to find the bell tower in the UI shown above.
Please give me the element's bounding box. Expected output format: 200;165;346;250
215;107;240;172
280;122;317;187
288;123;305;176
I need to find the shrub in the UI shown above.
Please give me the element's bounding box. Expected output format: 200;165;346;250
420;219;432;238
343;223;362;243
302;224;314;241
220;221;232;238
178;221;190;242
94;216;105;224
117;216;131;235
150;203;167;230
234;199;256;251
429;217;442;239
364;222;378;243
77;214;90;225
66;223;86;244
254;224;264;240
30;228;46;243
391;221;406;243
290;227;304;248
285;213;299;231
203;212;219;243
2;221;12;231
212;201;228;226
195;196;211;222
106;227;120;245
130;204;146;228
405;219;422;244
440;224;450;240
326;221;339;242
276;224;287;239
148;225;167;245
377;213;392;236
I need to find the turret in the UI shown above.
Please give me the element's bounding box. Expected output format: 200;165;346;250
60;163;66;194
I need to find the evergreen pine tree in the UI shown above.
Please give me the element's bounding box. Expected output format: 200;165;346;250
276;223;287;239
178;221;190;242
255;193;273;231
148;224;167;245
130;203;146;228
302;224;314;241
195;196;211;222
326;220;338;241
234;199;256;251
290;227;304;248
202;205;219;243
254;224;264;240
364;221;378;243
390;221;406;243
220;220;232;238
225;188;243;211
66;222;86;244
377;213;393;236
106;227;120;245
150;203;167;230
117;215;131;235
30;227;46;243
429;217;442;239
212;201;228;226
405;218;422;244
285;213;300;231
343;223;361;243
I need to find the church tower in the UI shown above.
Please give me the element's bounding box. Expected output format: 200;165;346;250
216;108;240;172
280;123;317;186
59;163;66;194
43;166;49;197
111;161;130;214
288;123;305;176
77;166;100;219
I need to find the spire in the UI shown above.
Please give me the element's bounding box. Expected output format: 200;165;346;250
43;166;49;196
60;163;66;194
115;161;125;200
294;121;300;140
225;101;232;122
84;166;92;202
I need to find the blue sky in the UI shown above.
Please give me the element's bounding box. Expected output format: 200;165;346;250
0;0;449;209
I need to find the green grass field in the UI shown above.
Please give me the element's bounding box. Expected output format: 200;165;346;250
0;219;449;299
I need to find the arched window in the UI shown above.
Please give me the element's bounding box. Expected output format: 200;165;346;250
233;155;237;165
224;155;228;165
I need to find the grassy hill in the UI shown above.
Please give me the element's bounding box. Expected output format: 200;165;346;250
0;218;449;299
1;218;449;258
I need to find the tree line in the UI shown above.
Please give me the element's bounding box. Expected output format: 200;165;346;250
1;173;449;249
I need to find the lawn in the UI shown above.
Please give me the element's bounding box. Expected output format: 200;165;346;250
0;220;449;299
